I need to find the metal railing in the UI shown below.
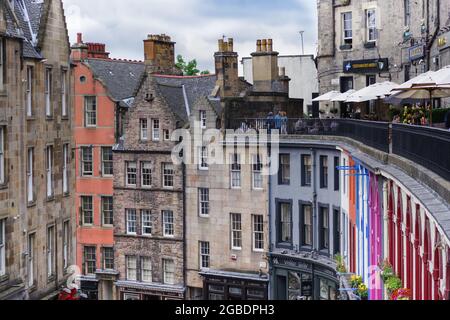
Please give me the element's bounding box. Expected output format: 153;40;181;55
392;124;450;181
228;118;450;181
229;118;391;153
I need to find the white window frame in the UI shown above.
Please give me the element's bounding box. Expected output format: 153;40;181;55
152;119;160;141
231;213;242;250
81;147;93;177
26;66;33;117
162;163;174;189
126;209;137;235
101;196;114;227
366;8;377;42
84;246;96;275
103;247;114;270
0;127;5;185
163;129;170;141
199;146;209;170
28;233;35;286
199;241;210;269
252;154;263;190
47;226;55;277
84;96;97;127
199;188;209;217
200;110;207;129
81;196;94;226
63;144;69;194
141;162;152;188
163;259;175;285
126;256;137;281
342;12;353;44
61;69;67;117
46;146;54;198
63;221;69;269
140;119;148;141
27;148;34;203
126;162;137;187
101;147;113;177
141;257;152;283
45;68;52;117
141;210;152;236
253;215;264;252
0;219;5;276
163;210;174;238
230;154;241;189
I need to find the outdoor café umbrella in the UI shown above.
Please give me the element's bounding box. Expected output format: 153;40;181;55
389;66;450;126
331;90;356;102
345;81;399;103
312;91;340;102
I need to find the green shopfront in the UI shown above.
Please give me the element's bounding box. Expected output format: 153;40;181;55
270;253;339;300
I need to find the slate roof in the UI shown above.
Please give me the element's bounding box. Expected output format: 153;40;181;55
85;58;145;101
2;0;43;59
153;74;218;121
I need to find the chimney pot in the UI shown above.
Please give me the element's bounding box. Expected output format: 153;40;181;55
279;67;286;77
256;40;262;52
77;33;83;44
228;38;234;52
261;39;267;52
218;39;224;52
268;39;273;51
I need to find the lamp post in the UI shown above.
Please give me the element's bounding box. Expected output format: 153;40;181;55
299;31;305;55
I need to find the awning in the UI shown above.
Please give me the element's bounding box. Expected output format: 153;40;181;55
331;90;356;102
312;91;341;102
346;81;398;102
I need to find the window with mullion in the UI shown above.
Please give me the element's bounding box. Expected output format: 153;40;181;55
141;257;152;283
84;96;97;127
230;154;241;189
101;197;113;226
84;246;96;275
163;163;174;188
320;156;329;189
0;127;5;185
81;147;93;177
301;155;312;187
278;202;292;245
163;259;175;285
334;157;340;191
300;203;313;247
252;154;263;190
101;147;113;176
126;256;137;281
0;219;5;276
141;162;152;188
279;154;290;185
253;215;264;251
319;206;330;252
126;162;137;186
199;241;210;269
126;209;137;235
81;196;93;225
231;213;242;250
103;247;114;270
45;68;52;117
163;210;174;237
199;188;209;217
26;66;33;117
141;210;152;236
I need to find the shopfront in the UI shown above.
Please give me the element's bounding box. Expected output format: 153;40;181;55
200;270;269;300
270;254;339;300
116;281;185;300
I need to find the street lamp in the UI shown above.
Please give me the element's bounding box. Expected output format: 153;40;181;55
299;31;305;55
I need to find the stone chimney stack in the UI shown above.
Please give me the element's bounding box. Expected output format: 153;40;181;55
143;34;180;75
70;32;89;62
214;37;240;98
86;42;110;59
251;39;282;93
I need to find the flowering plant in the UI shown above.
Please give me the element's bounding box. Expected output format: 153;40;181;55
391;288;411;301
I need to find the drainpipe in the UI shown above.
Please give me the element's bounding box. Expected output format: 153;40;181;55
182;163;187;300
268;161;273;300
312;149;318;250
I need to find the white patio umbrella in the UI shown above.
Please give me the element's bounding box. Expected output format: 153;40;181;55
345;82;399;103
389;66;450;125
331;90;356;102
312;91;341;102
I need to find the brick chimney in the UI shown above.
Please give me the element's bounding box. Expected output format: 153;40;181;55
214;37;240;98
86;42;110;59
143;34;181;75
71;32;89;62
251;39;282;92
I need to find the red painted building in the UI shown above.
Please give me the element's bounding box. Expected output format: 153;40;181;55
71;34;144;299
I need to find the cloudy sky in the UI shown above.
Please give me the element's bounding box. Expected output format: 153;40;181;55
63;0;317;73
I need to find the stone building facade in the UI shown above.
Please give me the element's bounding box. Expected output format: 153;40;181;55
0;0;74;300
71;33;145;300
112;34;189;301
317;0;447;115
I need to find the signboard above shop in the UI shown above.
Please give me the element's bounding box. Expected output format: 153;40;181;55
437;31;450;51
343;58;389;74
409;45;425;62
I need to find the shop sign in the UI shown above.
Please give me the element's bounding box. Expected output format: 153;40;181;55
409;45;425;62
343;58;389;74
437;32;450;50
